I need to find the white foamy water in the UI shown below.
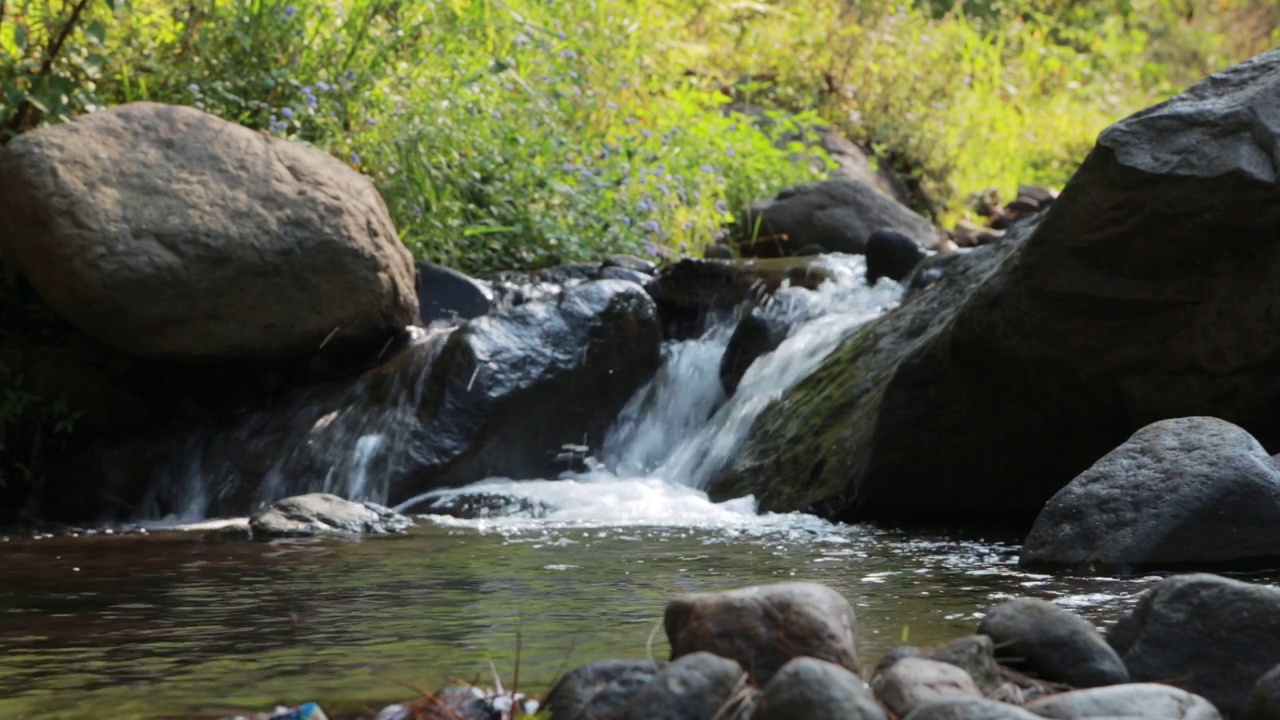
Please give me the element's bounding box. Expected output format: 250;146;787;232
417;254;903;533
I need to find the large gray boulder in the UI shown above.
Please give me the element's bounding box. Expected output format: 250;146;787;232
735;178;937;257
0;102;417;363
663;582;860;685
1107;573;1280;718
1022;417;1280;573
715;49;1280;524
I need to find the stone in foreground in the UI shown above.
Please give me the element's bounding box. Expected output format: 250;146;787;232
1107;573;1280;718
664;582;860;685
545;660;663;720
904;698;1042;720
1022;417;1280;573
979;599;1128;687
1022;683;1221;719
753;657;886;720
249;493;411;538
929;635;1002;695
622;652;746;720
872;657;983;717
0;102;417;363
1247;664;1280;720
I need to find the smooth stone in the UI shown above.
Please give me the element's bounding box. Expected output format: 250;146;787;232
929;635;1002;695
1023;683;1221;719
905;698;1044;720
753;657;887;720
979;599;1128;687
664;582;860;685
872;657;984;717
623;652;747;720
1246;664;1280;720
866;228;927;284
416;262;492;325
249;493;412;538
546;659;663;720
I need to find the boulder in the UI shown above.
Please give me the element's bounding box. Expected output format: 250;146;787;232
1022;684;1221;719
872;657;984;717
1022;417;1280;573
734;178;937;257
928;635;1002;695
753;657;887;720
1107;573;1280;718
623;652;747;720
408;279;662;488
0;102;417;363
905;698;1043;720
866;229;927;284
903;251;965;296
248;493;412;538
664;582;860;685
715;49;1280;524
546;660;663;720
416;262;492;325
1246;664;1280;720
719;309;788;397
979;599;1128;688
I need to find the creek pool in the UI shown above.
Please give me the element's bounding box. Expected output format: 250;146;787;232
0;509;1173;720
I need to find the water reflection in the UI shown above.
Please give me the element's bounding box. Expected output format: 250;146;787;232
0;521;1236;720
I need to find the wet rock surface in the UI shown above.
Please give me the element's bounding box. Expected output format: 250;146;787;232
720;48;1280;524
928;635;1002;695
622;652;746;720
979;598;1128;688
248;493;412;538
0;102;417;364
1107;573;1280;717
1246;664;1280;720
753;657;886;720
416;262;493;325
872;657;984;717
719;309;789;397
1022;683;1222;719
866;229;927;284
546;660;663;720
734;178;937;257
1022;417;1280;573
904;698;1044;720
664;581;860;685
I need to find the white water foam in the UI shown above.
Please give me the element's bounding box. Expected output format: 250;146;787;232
417;254;903;534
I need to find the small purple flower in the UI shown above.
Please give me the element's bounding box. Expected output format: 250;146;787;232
636;198;656;213
366;117;378;125
558;31;567;40
643;240;661;256
194;101;206;110
641;219;661;234
350;152;361;165
284;5;296;17
302;85;313;95
699;164;714;173
656;183;670;196
316;82;333;92
725;146;736;157
605;102;618;110
640;129;651;138
558;49;578;60
187;84;200;93
281;107;295;120
625;117;637;125
715;199;729;213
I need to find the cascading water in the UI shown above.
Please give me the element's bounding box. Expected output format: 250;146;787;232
403;254;903;529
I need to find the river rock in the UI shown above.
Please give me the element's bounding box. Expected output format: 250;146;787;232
0;102;417;363
929;635;1002;695
866;229;927;284
664;582;860;684
873;657;984;717
734;178;937;257
248;493;412;538
1022;417;1280;573
1246;664;1280;720
903;251;964;296
715;49;1280;523
416;262;492;325
546;660;663;720
719;309;788;396
979;599;1128;688
623;652;747;720
753;657;887;720
1107;573;1280;718
1022;684;1221;719
408;279;662;488
905;698;1044;720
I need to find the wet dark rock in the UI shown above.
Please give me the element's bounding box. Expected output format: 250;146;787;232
875;646;925;672
623;652;747;720
719;309;789;397
1022;417;1280;573
734;178;936;258
604;254;657;274
416;262;492;325
248;493;412;538
406;491;552;520
703;243;734;260
979;598;1128;688
718;49;1280;524
1022;683;1221;719
904;698;1043;720
546;659;663;720
408;279;662;490
596;265;652;284
866;229;927;284
902;251;964;296
645;257;834;339
929;635;1002;695
1246;664;1280;720
664;581;860;685
872;657;984;717
753;657;887;720
1107;573;1280;717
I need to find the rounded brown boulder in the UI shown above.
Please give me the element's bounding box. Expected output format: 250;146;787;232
0;102;418;363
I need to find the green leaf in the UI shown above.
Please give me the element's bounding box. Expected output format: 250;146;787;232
463;225;518;237
85;19;107;46
14;23;28;51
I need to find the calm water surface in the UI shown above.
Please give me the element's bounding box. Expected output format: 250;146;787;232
0;517;1188;720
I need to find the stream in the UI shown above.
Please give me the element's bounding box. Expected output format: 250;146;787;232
2;254;1275;719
